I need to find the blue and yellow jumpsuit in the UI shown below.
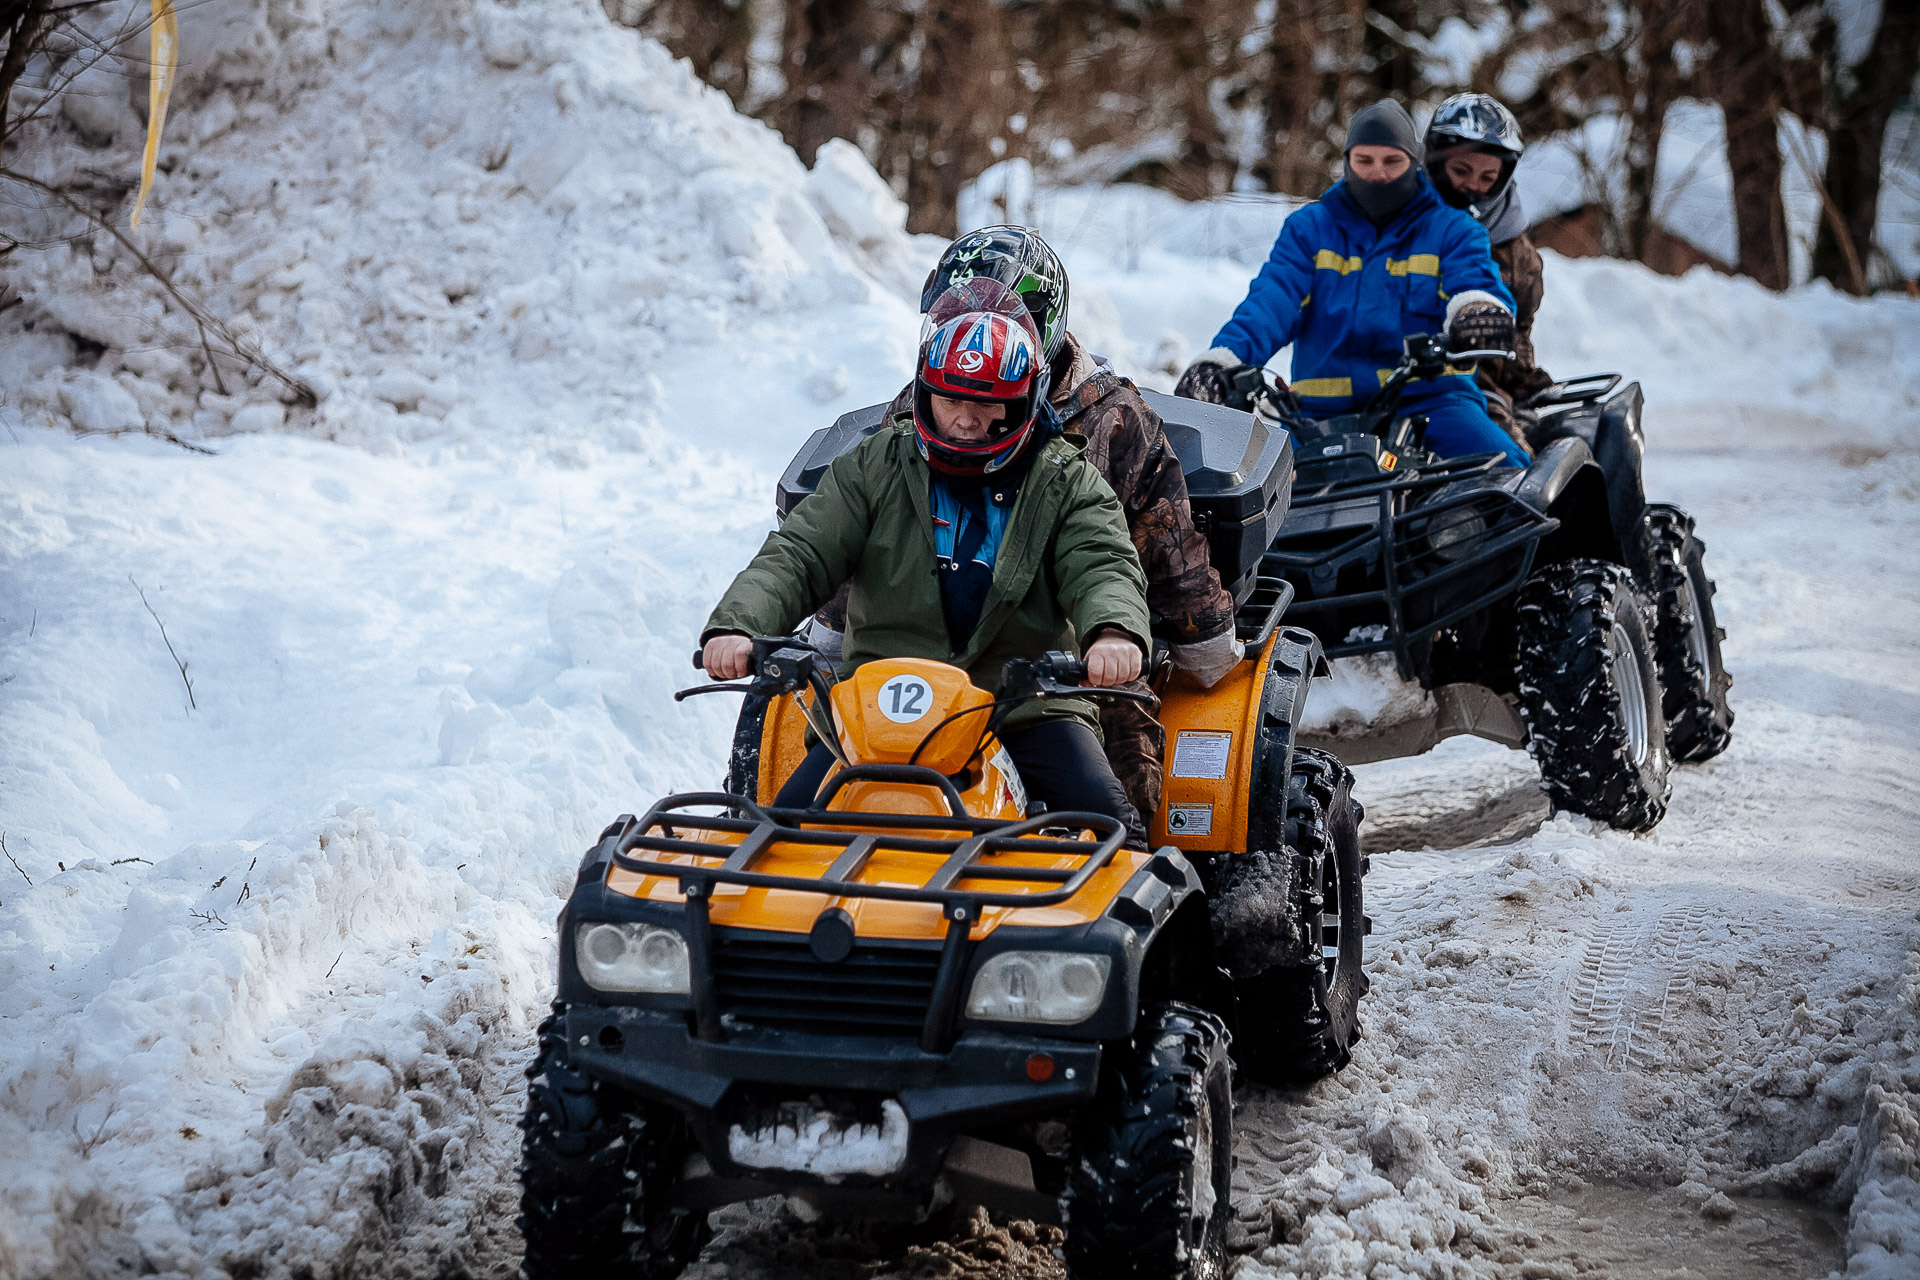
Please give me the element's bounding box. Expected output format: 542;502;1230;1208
1210;175;1527;467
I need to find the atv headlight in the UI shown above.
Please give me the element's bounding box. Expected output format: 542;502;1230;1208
1425;506;1487;563
966;951;1112;1025
574;922;690;994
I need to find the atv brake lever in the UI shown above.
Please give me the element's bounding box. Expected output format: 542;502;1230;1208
1030;652;1156;703
674;681;752;701
1038;684;1157;705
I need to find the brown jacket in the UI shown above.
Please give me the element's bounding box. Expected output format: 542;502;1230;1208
1479;232;1556;440
819;334;1237;646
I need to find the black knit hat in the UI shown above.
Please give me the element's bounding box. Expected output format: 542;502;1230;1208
1346;100;1422;163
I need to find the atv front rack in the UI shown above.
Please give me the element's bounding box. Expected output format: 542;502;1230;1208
1265;454;1558;677
604;769;1127;1051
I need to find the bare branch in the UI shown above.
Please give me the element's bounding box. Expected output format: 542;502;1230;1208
72;1099;118;1157
75;424;215;454
0;165;318;407
1;831;30;886
129;573;194;710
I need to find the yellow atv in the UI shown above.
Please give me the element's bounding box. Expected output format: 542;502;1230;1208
519;402;1368;1279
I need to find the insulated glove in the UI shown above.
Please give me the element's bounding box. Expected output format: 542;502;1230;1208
1171;631;1245;689
1446;301;1516;355
1174;348;1245;405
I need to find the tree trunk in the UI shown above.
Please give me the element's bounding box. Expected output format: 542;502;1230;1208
776;0;867;166
0;0;57;162
1707;0;1789;288
1621;7;1687;263
1259;0;1365;196
1813;1;1920;293
902;1;1003;236
1159;4;1232;199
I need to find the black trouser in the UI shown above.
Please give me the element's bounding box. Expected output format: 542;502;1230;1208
774;719;1147;848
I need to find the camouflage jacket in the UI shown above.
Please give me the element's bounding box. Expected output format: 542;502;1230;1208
1479;231;1556;409
818;335;1236;646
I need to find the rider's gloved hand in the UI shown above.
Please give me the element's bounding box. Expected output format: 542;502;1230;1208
1171;630;1245;689
1174;347;1246;405
1445;296;1516;355
702;633;753;680
1085;632;1144;687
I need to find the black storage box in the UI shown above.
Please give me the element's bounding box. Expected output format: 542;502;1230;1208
774;391;1293;605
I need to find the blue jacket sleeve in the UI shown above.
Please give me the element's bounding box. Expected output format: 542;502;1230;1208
1210;211;1317;366
1439;215;1515;311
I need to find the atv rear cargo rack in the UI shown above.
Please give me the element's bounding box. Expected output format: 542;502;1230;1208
602;767;1126;1051
1266;453;1558;677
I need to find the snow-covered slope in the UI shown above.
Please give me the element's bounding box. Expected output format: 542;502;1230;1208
1;0;924;463
1;1;928;1274
4;6;1920;1279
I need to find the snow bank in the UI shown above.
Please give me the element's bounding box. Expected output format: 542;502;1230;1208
0;0;925;464
0;0;933;1273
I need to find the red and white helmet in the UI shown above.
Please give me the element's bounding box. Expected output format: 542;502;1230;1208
913;281;1050;476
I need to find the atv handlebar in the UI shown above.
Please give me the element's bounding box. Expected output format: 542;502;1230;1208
679;639;1156;787
1246;333;1516;445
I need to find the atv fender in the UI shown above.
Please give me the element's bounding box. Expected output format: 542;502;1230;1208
1517;436;1627;567
1247;626;1327;852
1528;381;1649;568
1515;434;1596;515
1126;858;1236;1026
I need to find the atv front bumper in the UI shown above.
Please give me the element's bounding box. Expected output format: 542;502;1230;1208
565;1004;1096;1213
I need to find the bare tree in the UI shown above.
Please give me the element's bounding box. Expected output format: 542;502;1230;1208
1705;0;1789;288
1259;0;1369;196
0;1;59;163
1813;2;1920;293
776;0;876;166
606;0;757;107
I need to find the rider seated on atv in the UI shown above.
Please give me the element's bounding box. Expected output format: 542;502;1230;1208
1424;92;1556;451
1175;99;1529;468
701;287;1154;846
807;226;1241;825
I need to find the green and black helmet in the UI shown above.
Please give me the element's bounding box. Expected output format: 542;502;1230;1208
921;226;1070;365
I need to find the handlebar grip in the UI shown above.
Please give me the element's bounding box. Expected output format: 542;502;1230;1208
692;648;704;670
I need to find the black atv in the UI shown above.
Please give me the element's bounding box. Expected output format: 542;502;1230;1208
1239;334;1733;833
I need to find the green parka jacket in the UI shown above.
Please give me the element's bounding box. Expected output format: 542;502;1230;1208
702;420;1151;736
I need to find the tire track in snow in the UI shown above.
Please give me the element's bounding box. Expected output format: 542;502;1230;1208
1571;907;1710;1071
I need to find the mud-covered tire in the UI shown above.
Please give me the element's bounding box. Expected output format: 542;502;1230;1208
1644;505;1733;762
1229;748;1368;1086
1515;560;1672;832
517;1006;709;1280
1064;1003;1233;1280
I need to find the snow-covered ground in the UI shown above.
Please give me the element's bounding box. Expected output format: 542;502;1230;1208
4;2;1920;1278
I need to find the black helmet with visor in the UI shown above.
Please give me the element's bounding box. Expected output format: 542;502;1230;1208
921;225;1070;366
1424;93;1525;215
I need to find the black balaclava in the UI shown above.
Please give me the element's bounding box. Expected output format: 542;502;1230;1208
1343;100;1423;226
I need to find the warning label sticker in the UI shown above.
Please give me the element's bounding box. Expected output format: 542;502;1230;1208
1170;731;1233;779
1166;805;1214;836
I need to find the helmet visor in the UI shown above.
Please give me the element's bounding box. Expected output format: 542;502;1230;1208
920;279;1042;353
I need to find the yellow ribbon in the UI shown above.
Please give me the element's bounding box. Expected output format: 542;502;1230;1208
130;0;178;229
